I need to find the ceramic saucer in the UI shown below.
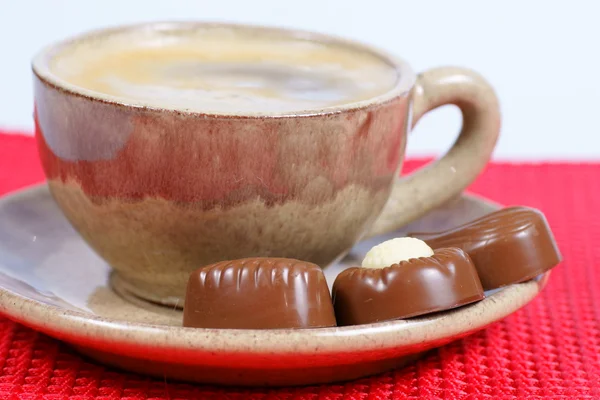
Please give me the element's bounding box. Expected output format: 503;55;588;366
0;185;549;387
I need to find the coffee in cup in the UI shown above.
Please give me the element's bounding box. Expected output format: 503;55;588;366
50;26;398;114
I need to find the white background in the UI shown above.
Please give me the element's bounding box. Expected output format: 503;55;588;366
0;0;597;160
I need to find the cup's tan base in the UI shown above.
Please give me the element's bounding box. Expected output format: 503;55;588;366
50;179;389;307
75;345;425;387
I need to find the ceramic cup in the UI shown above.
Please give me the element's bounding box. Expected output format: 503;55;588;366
32;22;500;305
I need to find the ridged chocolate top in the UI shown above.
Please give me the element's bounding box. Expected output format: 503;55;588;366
332;248;484;326
183;257;336;329
410;206;562;290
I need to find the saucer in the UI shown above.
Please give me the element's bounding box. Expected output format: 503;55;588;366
0;184;549;387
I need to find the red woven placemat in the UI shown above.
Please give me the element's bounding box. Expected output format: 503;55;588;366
0;132;599;399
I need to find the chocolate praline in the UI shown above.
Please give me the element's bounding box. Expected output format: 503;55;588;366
410;206;562;290
183;257;336;329
332;248;484;326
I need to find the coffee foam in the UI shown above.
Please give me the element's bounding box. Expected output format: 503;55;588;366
48;26;399;113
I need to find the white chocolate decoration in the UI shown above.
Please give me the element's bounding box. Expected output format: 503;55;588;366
361;237;434;269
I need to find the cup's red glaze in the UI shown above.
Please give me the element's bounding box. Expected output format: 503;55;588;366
33;23;413;304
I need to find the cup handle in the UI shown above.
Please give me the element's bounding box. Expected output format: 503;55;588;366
365;66;501;239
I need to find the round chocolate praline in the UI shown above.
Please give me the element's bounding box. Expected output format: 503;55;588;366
183;257;336;329
332;248;484;326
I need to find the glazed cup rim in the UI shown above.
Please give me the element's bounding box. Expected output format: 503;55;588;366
31;20;416;119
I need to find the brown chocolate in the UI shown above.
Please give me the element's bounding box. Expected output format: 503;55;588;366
183;257;336;329
332;248;484;326
409;206;561;290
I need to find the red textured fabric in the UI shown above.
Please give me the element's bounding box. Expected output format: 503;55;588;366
0;132;599;399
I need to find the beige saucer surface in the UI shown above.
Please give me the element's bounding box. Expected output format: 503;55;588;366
0;185;549;386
